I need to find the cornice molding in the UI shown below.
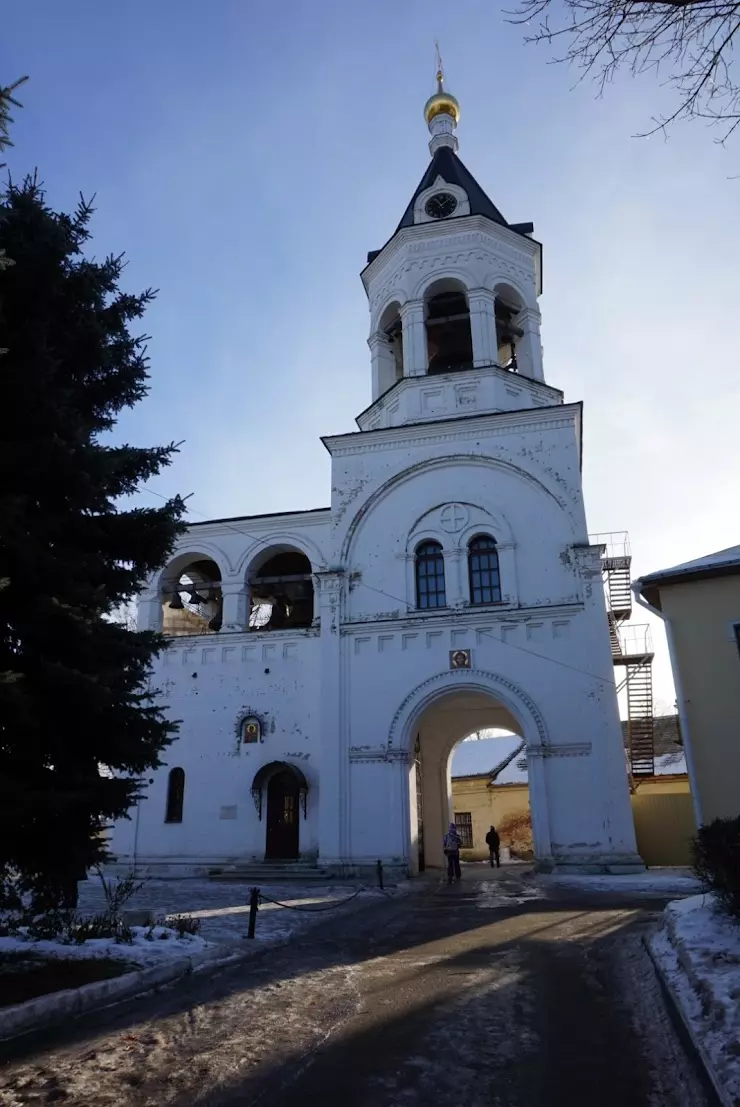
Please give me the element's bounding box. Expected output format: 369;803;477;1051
182;509;331;542
341;602;584;634
325;403;581;457
161;626;321;653
349;747;411;764
528;742;592;759
355;363;563;430
363;217;538;297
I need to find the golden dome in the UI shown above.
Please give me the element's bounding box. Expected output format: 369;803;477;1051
424;90;461;126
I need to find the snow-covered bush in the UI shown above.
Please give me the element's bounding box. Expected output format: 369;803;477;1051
692;817;740;919
165;914;201;938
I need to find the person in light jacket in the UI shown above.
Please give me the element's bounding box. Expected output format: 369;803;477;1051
443;823;463;884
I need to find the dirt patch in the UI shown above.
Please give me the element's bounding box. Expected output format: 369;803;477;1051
0;953;131;1008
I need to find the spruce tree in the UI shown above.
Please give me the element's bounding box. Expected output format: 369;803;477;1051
0;175;186;907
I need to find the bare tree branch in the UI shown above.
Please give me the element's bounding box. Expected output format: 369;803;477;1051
508;0;740;141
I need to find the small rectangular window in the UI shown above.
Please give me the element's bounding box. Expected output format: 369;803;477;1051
734;622;740;658
454;812;473;849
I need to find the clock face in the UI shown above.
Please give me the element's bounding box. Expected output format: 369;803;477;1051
425;192;458;219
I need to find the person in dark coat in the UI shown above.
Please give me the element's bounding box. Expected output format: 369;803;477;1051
485;824;501;868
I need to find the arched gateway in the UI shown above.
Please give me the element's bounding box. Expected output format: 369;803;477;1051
390;670;552;869
111;67;643;879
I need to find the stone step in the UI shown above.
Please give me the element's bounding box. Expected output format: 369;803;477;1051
208;865;337;883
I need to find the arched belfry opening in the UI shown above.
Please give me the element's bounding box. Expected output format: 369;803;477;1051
424;279;473;374
161;556;223;635
248;548;314;631
494;285;525;371
409;687;524;871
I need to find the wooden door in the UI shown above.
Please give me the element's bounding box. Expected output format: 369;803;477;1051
265;771;300;860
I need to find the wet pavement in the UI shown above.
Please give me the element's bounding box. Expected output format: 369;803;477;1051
0;868;712;1106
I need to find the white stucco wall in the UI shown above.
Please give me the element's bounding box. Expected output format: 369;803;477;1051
112;629;322;867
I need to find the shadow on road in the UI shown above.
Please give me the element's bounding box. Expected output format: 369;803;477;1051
0;870;677;1081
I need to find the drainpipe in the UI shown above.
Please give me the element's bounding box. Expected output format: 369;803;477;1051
633;582;703;827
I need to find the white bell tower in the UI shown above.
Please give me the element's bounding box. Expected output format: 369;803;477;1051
318;63;642;874
361;63;546;426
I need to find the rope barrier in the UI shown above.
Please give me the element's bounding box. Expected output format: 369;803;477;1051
258;888;364;911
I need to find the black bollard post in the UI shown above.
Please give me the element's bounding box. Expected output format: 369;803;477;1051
247;886;259;939
377;859;384;890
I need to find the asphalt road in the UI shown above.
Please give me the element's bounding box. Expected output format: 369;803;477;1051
0;869;712;1107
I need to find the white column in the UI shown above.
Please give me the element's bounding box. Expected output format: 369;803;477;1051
445;549;466;608
468;289;497;367
515;307;544;382
400;301;428;376
368;332;396;400
317;570;346;866
137;594;162;631
221;583;248;632
527;749;554;865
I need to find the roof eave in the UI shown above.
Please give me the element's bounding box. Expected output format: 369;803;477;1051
636;561;740;596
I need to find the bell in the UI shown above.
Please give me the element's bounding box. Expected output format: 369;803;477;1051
168;591;184;610
189;590;207;605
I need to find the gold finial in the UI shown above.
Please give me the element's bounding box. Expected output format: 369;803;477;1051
424;43;460;127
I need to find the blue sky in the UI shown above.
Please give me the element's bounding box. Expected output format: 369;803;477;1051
4;0;739;709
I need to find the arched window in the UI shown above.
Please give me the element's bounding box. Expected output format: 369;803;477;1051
415;541;446;609
468;536;501;605
165;767;185;823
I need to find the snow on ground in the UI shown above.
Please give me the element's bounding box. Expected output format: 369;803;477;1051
0;926;207;967
651;893;740;1104
77;877;396;948
0;878;397;973
539;870;701;895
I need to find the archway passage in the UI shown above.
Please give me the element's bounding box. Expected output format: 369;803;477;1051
266;772;300;859
409;688;524;871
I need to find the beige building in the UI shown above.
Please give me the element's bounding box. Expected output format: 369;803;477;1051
451;737;532;861
634;546;740;826
452;723;695;866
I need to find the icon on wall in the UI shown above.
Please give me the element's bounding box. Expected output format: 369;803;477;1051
449;649;472;670
242;715;262;744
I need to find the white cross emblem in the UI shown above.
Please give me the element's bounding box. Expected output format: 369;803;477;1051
440;504;468;533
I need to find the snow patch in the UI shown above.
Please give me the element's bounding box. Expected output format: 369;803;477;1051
0;925;207;967
540;870;701;895
650;892;740;1105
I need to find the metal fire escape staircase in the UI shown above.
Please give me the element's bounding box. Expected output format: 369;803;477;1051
591;532;656;778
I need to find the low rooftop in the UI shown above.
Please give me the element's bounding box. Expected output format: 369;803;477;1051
635;544;740;608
